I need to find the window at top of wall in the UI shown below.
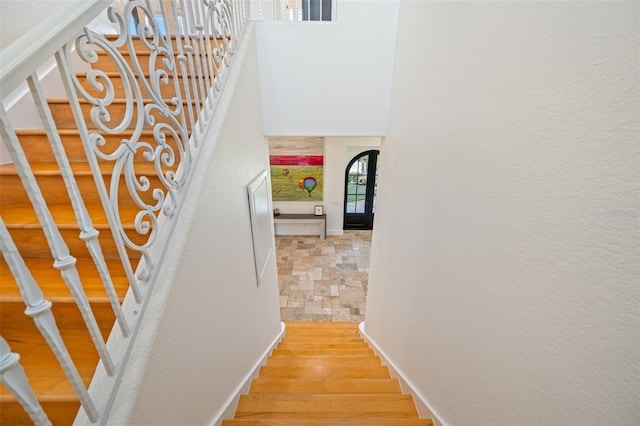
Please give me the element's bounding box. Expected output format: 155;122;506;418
267;0;335;22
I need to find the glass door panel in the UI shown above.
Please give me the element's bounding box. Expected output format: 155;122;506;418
343;150;379;230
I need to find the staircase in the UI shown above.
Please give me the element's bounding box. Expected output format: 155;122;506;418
0;34;205;424
0;126;134;423
223;322;433;425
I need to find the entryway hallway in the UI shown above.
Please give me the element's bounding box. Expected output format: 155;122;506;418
276;230;372;322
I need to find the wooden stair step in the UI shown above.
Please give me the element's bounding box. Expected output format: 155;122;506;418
271;347;374;356
258;365;390;379
0;327;102;397
280;336;365;344
1;202;133;228
1;297;120;331
0;257;128;302
222;420;434;425
93;47;223;74
234;394;420;419
249;378;402;394
276;342;370;350
0;256;128;329
0;202;145;259
76;71;193;101
0;327;101;425
1;294;119;331
0;161;169;206
283;329;362;337
15;129;157;163
48;98;195;130
266;356;381;368
103;33;227;52
0;399;79;426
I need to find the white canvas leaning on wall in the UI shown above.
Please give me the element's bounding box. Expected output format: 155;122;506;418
247;169;274;286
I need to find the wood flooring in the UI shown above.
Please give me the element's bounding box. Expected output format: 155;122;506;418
223;322;433;426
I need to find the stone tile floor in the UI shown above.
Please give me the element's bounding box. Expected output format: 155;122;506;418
276;230;372;322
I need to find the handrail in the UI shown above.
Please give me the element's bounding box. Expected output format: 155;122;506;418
0;0;250;424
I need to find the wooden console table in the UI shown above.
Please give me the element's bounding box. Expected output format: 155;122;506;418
273;214;326;239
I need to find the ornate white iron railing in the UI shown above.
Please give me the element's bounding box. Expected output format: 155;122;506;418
0;0;248;424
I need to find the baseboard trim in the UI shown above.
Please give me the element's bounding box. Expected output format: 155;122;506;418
211;321;286;426
359;322;446;426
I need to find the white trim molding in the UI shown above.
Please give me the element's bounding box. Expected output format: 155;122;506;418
211;321;286;426
359;322;446;426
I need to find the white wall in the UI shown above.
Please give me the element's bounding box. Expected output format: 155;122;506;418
365;1;639;425
255;0;399;136
106;25;282;425
273;136;380;235
0;0;104;49
0;1;96;164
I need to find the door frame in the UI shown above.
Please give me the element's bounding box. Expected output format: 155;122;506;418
343;150;379;230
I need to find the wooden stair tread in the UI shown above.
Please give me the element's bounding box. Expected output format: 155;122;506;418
250;378;402;394
47;98;194;105
0;161;173;209
0;328;100;399
14;128;155;136
235;394;419;419
0;400;79;426
0;201;146;259
280;337;364;342
259;364;390;379
266;356;381;367
0;202;142;229
222;420;433;425
0;161;157;176
0;256;128;302
281;332;362;338
13;128;161;163
77;71;190;78
275;342;371;350
271;347;374;356
46;99;194;131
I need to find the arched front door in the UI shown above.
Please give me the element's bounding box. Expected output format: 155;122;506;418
343;150;379;230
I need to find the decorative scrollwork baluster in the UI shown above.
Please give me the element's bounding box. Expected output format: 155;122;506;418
26;73;130;338
56;1;193;285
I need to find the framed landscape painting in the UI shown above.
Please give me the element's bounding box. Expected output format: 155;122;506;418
269;136;324;201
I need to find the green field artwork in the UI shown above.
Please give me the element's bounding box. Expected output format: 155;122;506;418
269;137;324;201
270;165;324;201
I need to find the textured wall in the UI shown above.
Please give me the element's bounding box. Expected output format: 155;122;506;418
255;0;400;136
365;1;639;424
